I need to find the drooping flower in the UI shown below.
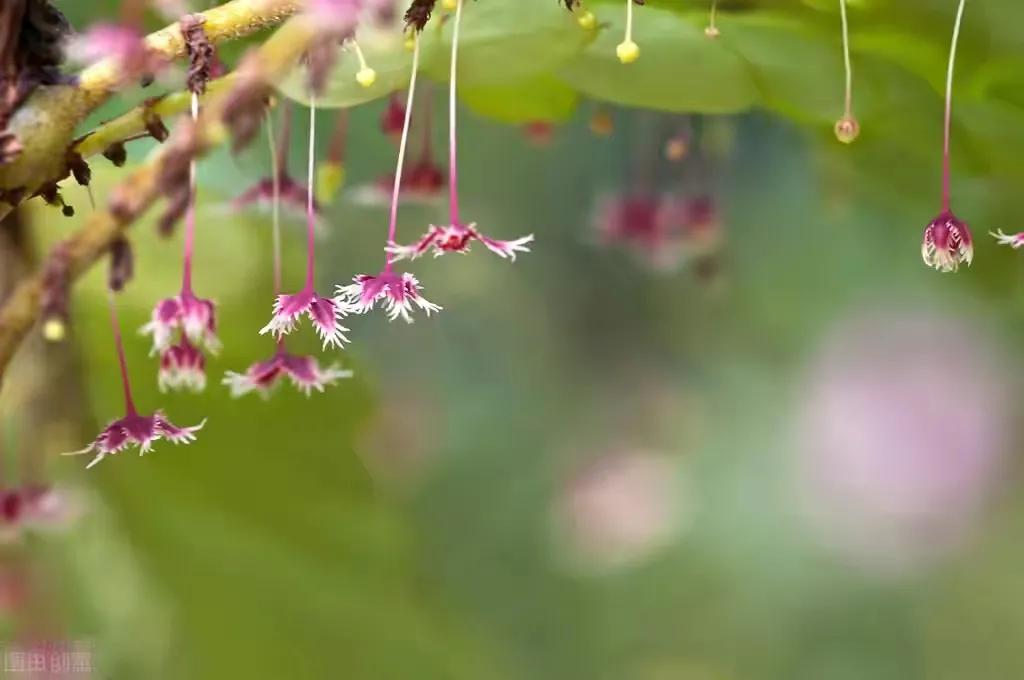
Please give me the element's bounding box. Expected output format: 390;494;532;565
990;230;1024;249
66;293;204;470
336;271;440;323
142;292;220;353
922;211;973;272
380;93;407;141
922;0;972;273
593;193;724;271
388;223;534;261
335;32;442;323
390;0;534;261
833;0;859;143
69;412;204;470
227;108;352;398
261;287;350;347
159;337;206;392
0;485;80;542
224;347;352;398
352;158;446;206
260;97;353;346
234;174;315;216
233;104;322;217
142;87;219;390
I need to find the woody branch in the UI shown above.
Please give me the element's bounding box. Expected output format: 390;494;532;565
0;12;317;384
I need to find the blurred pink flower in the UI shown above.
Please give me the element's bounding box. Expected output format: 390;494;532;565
554;449;688;572
66;24;165;83
234;174;317;217
991;229;1024;249
0;486;80;542
796;309;1012;574
593;192;723;271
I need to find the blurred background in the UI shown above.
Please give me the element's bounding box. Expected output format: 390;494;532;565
1;1;1024;679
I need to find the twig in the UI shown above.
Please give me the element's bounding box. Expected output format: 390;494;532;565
0;0;301;209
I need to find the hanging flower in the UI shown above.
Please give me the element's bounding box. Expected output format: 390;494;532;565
336;271;441;323
231;107;353;399
389;0;534;262
224;348;351;398
991;230;1024;249
335;31;442;324
922;0;971;273
388;223;534;261
261;287;351;348
922;211;973;272
68;412;205;470
260;97;352;347
158;337;207;393
67;293;205;470
141;291;219;354
234;174;316;216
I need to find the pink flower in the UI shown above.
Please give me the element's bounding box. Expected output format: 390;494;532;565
260;286;351;348
922;0;970;272
921;211;973;272
66;294;206;470
223;348;352;398
67;412;205;470
67;24;164;83
523;121;555;146
233;174;317;217
390;0;536;265
553;449;688;573
381;94;407;140
302;0;363;32
388;222;534;262
990;229;1024;249
337;31;442;324
0;486;79;542
159;338;206;393
141;292;220;353
351;158;446;207
796;309;1010;574
335;271;440;323
593;193;725;272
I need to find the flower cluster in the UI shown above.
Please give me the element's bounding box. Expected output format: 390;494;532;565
68;0;537;469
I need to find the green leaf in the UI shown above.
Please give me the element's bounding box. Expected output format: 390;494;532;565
558;7;758;114
278;25;419;108
418;0;592;86
460;74;580;124
279;2;590;109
